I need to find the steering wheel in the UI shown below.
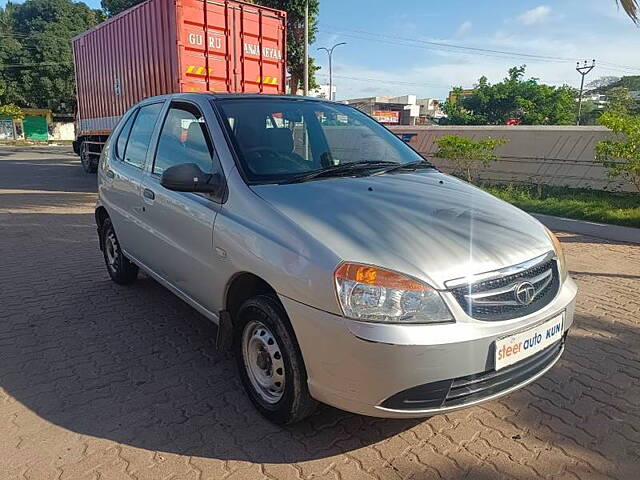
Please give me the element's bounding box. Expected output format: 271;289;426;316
244;147;308;173
244;147;280;158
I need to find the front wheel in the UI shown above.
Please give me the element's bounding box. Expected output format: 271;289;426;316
101;218;138;285
235;295;317;424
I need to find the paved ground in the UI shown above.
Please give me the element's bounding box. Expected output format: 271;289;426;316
0;146;639;480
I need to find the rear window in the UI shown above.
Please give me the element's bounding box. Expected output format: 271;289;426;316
122;102;163;169
115;111;136;160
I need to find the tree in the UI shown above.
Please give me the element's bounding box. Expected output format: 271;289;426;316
0;104;23;118
617;0;638;24
586;76;620;93
433;134;508;183
596;112;640;192
605;87;639;115
254;0;319;93
101;0;321;94
442;66;576;126
100;0;140;16
0;0;104;113
579;99;603;126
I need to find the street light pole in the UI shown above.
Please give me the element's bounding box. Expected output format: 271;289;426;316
576;59;596;126
318;42;346;101
303;0;309;96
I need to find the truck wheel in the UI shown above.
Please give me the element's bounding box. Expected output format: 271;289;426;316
80;142;98;173
235;295;317;424
101;218;138;285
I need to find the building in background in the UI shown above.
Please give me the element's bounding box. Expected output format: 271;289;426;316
311;84;337;100
583;93;608;110
416;98;444;124
293;83;337;100
0;109;75;142
22;109;51;141
343;94;443;125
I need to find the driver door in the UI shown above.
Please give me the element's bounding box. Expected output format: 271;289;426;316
138;101;224;312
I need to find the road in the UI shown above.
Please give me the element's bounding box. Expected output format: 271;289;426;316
1;146;639;480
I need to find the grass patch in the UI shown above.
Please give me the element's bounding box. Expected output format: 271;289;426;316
482;184;640;228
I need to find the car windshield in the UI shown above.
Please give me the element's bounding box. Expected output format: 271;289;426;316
215;98;428;184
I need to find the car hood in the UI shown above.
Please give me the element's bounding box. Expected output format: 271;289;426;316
251;171;554;290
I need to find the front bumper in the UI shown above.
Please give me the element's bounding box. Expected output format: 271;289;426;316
280;275;577;418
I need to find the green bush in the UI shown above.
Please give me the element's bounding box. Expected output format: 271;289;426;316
433;134;508;182
0;104;23;119
596;112;640;192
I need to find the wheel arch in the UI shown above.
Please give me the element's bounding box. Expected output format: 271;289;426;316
95;206;110;251
225;272;278;321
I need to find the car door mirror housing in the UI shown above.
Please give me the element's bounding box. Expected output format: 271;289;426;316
160;163;223;194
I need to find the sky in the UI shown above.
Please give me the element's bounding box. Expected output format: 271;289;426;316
2;0;639;100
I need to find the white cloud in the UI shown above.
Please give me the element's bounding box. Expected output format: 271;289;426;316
315;1;640;102
517;5;552;25
326;25;640;101
455;21;472;36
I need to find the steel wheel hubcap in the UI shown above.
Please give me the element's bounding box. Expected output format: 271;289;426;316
242;320;285;404
105;231;118;270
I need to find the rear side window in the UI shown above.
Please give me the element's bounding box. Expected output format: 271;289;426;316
154;102;217;175
122;102;163;169
115;110;136;160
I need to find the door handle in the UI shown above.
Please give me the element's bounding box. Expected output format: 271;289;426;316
143;188;155;200
106;169;114;179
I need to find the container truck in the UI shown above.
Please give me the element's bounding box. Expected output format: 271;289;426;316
72;0;287;172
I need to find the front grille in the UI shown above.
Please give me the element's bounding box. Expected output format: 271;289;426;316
450;258;559;321
445;339;563;407
380;339;564;411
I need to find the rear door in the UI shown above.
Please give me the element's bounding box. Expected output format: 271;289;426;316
139;99;224;312
103;101;164;261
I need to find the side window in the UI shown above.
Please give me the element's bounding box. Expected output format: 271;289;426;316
123;102;163;169
153;102;217;175
115;110;136;160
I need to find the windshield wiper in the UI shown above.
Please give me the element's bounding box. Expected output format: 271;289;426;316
370;159;435;176
281;161;398;184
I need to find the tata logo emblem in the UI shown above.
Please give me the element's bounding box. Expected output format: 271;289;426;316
515;282;536;305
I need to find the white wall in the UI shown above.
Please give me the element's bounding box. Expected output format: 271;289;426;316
49;122;75;141
389;125;633;192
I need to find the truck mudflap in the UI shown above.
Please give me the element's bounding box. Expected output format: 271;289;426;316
72;140;81;155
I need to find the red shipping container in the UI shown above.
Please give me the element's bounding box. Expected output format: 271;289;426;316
72;0;287;138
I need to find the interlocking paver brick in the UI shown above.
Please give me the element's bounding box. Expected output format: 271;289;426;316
0;146;638;479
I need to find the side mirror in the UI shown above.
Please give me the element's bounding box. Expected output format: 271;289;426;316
160;163;223;195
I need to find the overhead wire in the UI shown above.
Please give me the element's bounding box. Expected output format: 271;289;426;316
317;23;640;74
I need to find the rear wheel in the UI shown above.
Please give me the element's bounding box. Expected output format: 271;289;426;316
101;218;138;285
80;141;98;173
235;295;317;424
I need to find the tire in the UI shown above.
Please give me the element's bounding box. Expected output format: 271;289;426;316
80;142;98;174
234;295;317;424
101;217;138;285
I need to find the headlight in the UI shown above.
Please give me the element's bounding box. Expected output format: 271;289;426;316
544;227;567;280
334;263;453;324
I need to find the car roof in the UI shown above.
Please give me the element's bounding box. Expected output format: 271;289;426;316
166;92;340;104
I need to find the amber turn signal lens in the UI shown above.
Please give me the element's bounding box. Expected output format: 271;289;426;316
335;263;426;291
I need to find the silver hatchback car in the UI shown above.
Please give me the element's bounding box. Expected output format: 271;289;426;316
96;93;576;424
